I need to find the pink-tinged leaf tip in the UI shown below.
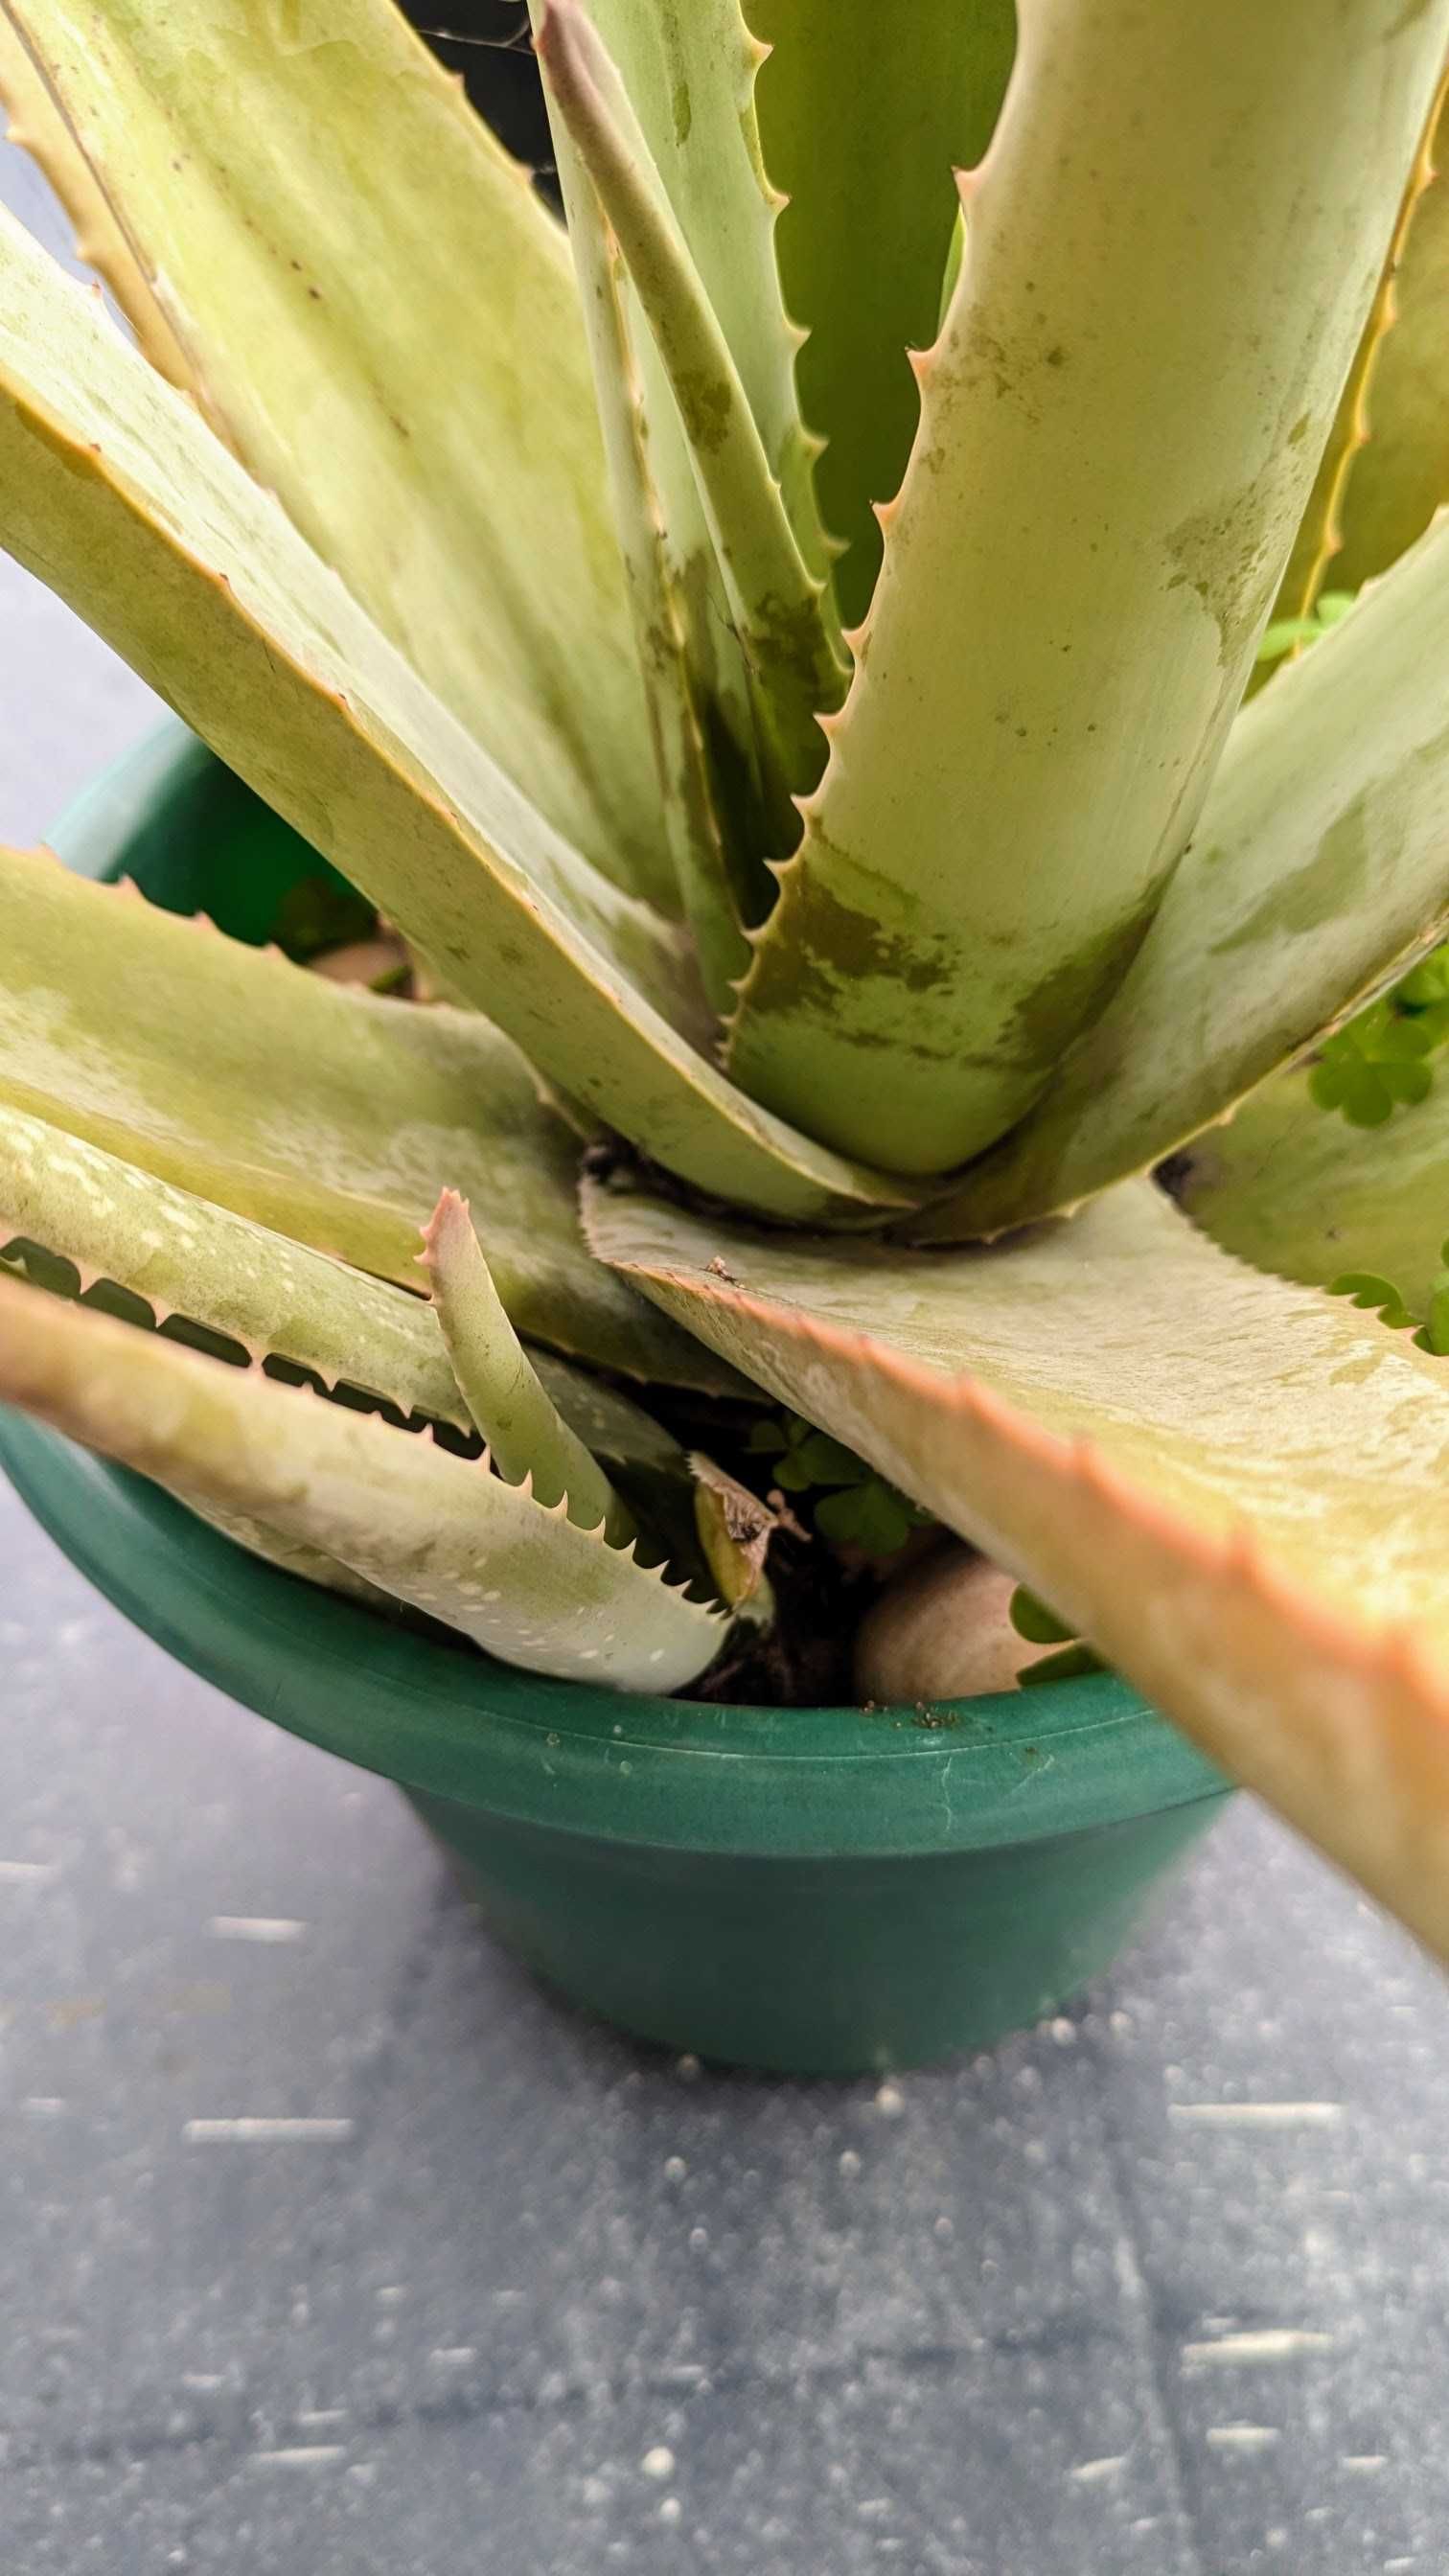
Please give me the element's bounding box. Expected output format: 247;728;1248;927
418;1184;471;1271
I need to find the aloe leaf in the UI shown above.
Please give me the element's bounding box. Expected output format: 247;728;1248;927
528;0;831;944
536;94;755;1013
1329;80;1449;594
420;1187;632;1546
0;13;192;390
0;0;667;906
176;1503;401;1616
1174;1064;1449;1328
563;0;831;588
0;1099;697;1494
726;0;1449;1176
0;844;743;1392
748;0;1015;628
1256;80;1447;684
535;2;845;803
0;1101;469;1420
0;1276;727;1691
0;216;905;1226
587;1172;1449;1956
929;507;1449;1238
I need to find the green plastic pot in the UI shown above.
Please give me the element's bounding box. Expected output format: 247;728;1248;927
0;725;1230;2075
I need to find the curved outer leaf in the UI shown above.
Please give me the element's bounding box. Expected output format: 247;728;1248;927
178;1501;400;1614
535;3;845;807
1175;1067;1449;1323
0;212;908;1226
929;508;1449;1239
748;0;1015;629
1258;73;1448;674
420;1186;631;1544
726;0;1449;1176
587;1173;1449;1957
0;0;666;904
0;1276;727;1691
0;1101;695;1484
0;13;192;387
0;1102;470;1422
0;844;736;1392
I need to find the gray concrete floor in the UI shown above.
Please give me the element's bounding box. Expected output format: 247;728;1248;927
2;133;1446;2576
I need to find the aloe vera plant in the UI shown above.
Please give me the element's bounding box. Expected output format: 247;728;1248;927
3;0;1449;1950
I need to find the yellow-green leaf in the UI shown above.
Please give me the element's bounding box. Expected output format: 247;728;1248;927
0;1275;727;1690
0;0;666;901
727;0;1449;1176
0;209;906;1225
0;844;730;1390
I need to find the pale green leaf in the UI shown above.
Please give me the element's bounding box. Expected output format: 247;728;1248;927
0;843;736;1391
0;1099;694;1484
176;1501;401;1615
748;0;1015;628
727;0;1449;1175
1175;1061;1449;1326
0;1100;469;1421
563;0;829;585
535;2;845;806
1334;122;1449;593
0;1275;727;1691
931;507;1449;1237
0;0;667;902
0;12;192;388
543;187;752;1012
1255;79;1447;681
528;0;829;955
0;210;907;1224
420;1186;632;1545
587;1171;1449;1957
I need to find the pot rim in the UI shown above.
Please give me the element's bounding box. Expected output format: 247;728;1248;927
0;721;1228;1862
0;1415;1225;1858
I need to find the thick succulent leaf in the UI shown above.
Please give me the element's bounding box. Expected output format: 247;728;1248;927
0;1102;468;1421
177;1501;399;1615
726;0;1449;1176
547;190;751;1014
1258;77;1447;675
0;1099;694;1491
420;1187;631;1545
587;1173;1449;1956
0;12;191;388
535;3;845;807
748;0;1015;629
0;0;665;903
529;0;796;935
1331;79;1449;594
0;214;905;1225
0;843;740;1392
0;1276;727;1691
1175;1066;1449;1324
563;0;829;585
930;509;1449;1238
